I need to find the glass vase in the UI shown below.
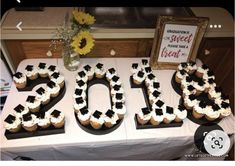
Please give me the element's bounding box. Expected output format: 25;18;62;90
62;45;80;71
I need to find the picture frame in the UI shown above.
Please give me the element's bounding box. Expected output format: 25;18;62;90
150;16;209;70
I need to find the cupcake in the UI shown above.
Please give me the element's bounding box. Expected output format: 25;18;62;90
76;71;88;83
38;63;48;78
90;110;104;129
187;62;197;74
177;62;188;72
175;70;187;84
150;108;164;125
183;94;198;110
22;113;38;132
14;104;29;119
136;107;152;125
207;78;217;91
193;80;205;95
73;88;86;99
74;97;87;113
133;70;145;85
203;70;215;81
76;80;87;91
112;93;125;103
147;81;160;95
219;101;232;118
48;65;58;77
83;65;94;80
110;75;122;87
36;87;50;105
131;63;141;75
182;85;197;98
4;114;21;133
36;111;51;129
141;59;149;68
47;81;60;98
144;67;152;75
50;110;65;128
13;72;27;89
145;73;157;87
106;68;117;81
192;100;206;119
163;106;176;124
149;90;161;105
196;64;209;78
181;75;193;90
152;99;166;111
51;72;65;88
112;102;126;119
104;109;119;128
25;65;38;80
25;96;41;113
205;104;220;121
95;63;106;78
174;105;187;122
215;94;230;105
111;85;124;97
208;87;222;100
77;106;92;126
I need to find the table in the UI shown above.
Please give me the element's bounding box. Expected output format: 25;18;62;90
1;58;234;160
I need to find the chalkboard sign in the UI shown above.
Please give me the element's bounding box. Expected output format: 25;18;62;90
150;16;209;69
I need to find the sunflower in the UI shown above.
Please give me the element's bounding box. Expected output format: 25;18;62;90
72;10;95;25
70;31;95;55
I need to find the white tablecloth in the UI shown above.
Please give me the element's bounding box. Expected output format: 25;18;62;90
1;58;234;160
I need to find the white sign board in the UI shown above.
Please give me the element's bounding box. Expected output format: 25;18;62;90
158;24;197;63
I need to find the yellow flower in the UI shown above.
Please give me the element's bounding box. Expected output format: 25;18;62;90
71;31;95;55
72;10;95;25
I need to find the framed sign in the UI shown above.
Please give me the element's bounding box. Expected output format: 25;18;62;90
150;16;209;69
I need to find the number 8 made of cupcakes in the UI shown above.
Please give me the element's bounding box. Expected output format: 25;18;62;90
171;62;232;125
4;63;66;140
130;59;187;129
73;63;126;135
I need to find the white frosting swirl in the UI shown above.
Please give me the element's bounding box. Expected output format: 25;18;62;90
77;109;91;121
112;104;126;115
184;96;199;108
104;112;119;124
13;73;27;83
36;91;50;103
51;75;65;85
133;72;146;83
164;113;176;121
74;100;87;111
151;111;164;122
90;113;104;125
50;112;65;124
37;112;51;127
25;67;38;77
193;82;205;91
22;114;38;127
209;88;221;98
205;107;220;119
220;107;232;117
47;83;60;95
14;106;29;119
174;108;187;120
4;116;21;130
26;99;41;109
137;110;151;121
95;68;106;76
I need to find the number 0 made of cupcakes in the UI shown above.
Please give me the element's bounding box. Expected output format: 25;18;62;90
73;63;126;135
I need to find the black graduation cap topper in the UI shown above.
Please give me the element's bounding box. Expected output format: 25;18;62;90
116;93;123;100
199;100;207;108
38;62;46;69
75;89;83;95
179;70;186;75
115;102;123;109
188;85;194;91
108;68;116;74
106;109;115;118
215;87;222;93
113;84;121;91
153;82;160;89
198;80;205;86
25;65;33;71
48;65;56;71
14;104;25;113
189;62;196;66
51;72;60;79
112;75;120;82
14;72;23;79
51;110;61;118
212;103;220;111
96;63;103;69
132;63;138;69
4;114;16;124
155;108;163;115
93;110;102;119
156;100;164;107
26;96;35;103
186;76;192;82
178;105;186;111
142;59;148;65
23;112;32;121
77;80;85;87
166;106;174;114
221;101;230;109
147;73;155;80
145;67;152;73
75;97;84;104
37;111;46;119
202;64;209;70
137;71;144;78
78;71;86;77
47;81;56;88
208;78;215;84
152;90;160;97
207;70;214;77
80;107;89;115
84;65;91;71
141;107;150;115
36;87;45;95
181;62;187;68
189;94;196;100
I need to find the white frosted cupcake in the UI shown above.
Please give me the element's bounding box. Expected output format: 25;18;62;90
187;62;197;74
76;80;87;91
163;106;176;124
112;93;125;103
219;101;232;118
193;80;206;95
175;70;188;84
74;97;87;113
48;65;58;77
38;62;48;78
148;81;160;95
47;81;60;98
203;70;215;81
181;75;193;90
14;104;29;119
13;72;27;89
73;88;86;99
205;104;220;121
137;107;151;125
133;70;145;85
4;114;22;133
182;85;197;98
192;100;206;119
22;113;38;132
177;62;188;72
106;68;117;81
76;71;88;83
143;67;152;75
174;105;187;122
36;87;51;105
95;63;106;78
110;75;122;87
51;72;65;88
112;102;126;119
145;73;157;87
37;111;51;129
183;94;198;110
150;108;164;125
50;110;65;128
77;106;92;126
111;85;124;97
131;63;141;75
83;65;94;80
90;110;105;129
141;59;149;68
25;65;38;80
26;96;41;113
208;87;222;100
104;109;119;128
149;90;161;105
196;64;209;78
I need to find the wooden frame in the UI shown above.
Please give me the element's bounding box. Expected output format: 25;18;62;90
150;16;209;70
